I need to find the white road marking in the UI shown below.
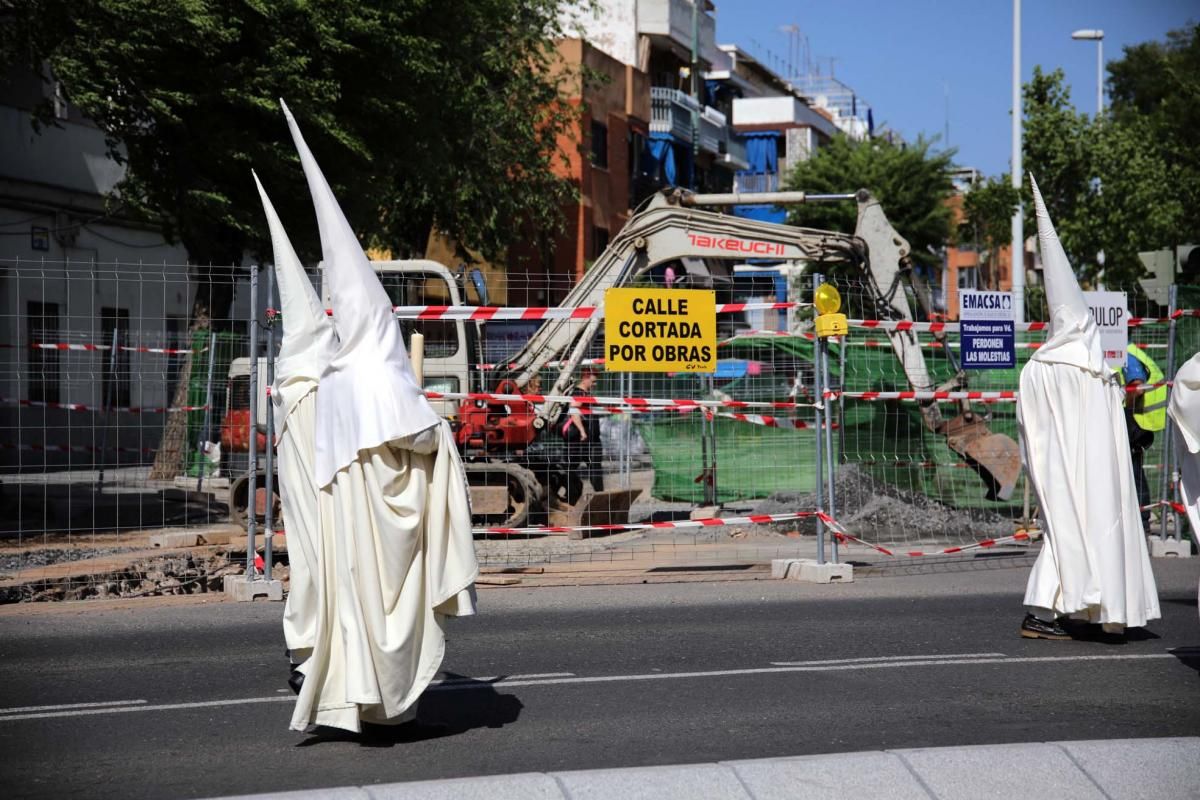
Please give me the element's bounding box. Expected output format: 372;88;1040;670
0;699;147;715
0;695;294;722
426;653;1177;690
770;652;1007;666
0;653;1177;723
438;672;575;683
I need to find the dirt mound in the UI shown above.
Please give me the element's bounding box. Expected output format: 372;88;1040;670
752;465;1015;543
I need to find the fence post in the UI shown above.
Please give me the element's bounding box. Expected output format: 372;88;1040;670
263;270;277;579
1161;283;1179;541
811;272;826;565
821;330;837;563
246;265;259;577
195;332;217;493
96;326;120;491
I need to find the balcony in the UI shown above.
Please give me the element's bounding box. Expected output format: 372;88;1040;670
637;0;716;61
650;87;742;166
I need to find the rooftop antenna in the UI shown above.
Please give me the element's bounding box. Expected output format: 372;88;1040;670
944;81;951;146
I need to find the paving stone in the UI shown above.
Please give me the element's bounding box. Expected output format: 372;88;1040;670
553;763;751;800
1055;737;1200;800
893;742;1106;800
367;772;564;800
725;751;932;800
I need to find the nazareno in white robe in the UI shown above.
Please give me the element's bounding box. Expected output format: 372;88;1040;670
1020;175;1159;631
252;172;336;656
291;421;476;731
283;100;478;732
1167;353;1200;622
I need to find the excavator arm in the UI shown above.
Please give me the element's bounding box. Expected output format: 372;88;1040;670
499;189;864;428
498;186;1019;501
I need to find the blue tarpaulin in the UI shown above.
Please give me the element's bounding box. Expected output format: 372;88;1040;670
734;132;785;223
647;135;677;186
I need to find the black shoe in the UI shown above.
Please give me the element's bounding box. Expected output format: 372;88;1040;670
288;668;304;695
1021;613;1071;640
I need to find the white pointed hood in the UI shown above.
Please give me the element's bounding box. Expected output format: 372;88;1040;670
1028;174;1107;374
282;100;440;487
252;171;336;436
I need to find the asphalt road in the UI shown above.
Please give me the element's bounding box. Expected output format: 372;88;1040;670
1;558;1198;799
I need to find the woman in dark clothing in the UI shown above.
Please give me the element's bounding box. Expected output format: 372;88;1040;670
562;368;604;500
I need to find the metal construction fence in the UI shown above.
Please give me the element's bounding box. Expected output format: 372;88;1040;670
1;256;1197;600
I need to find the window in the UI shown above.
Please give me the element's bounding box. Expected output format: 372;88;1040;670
957;266;978;291
376;272;459;358
100;307;131;407
27;301;60;403
590;120;608;169
591;226;610;261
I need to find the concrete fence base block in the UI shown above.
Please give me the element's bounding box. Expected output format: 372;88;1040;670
772;558;853;583
224;575;284;602
1148;535;1193;558
150;532;202;548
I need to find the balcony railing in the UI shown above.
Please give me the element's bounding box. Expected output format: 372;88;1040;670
650;87;737;162
732;172;781;194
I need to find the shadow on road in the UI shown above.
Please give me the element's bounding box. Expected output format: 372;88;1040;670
296;673;523;748
1169;646;1200;675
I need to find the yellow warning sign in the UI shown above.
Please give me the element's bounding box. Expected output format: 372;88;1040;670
604;288;716;373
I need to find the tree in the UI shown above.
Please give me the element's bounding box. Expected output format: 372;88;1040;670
1;0;584;475
1021;66;1185;287
1107;23;1200;248
0;0;581;277
783;135;955;270
959;175;1019;291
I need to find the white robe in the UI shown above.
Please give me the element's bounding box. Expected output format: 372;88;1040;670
1019;174;1158;632
1020;361;1161;630
279;388;321;653
290;421;478;732
1167;353;1200;622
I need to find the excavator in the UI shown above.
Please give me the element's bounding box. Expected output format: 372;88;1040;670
225;187;1020;529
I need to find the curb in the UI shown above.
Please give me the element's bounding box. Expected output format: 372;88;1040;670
208;736;1200;799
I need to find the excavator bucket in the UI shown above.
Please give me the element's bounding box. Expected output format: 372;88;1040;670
550;486;642;539
939;413;1022;501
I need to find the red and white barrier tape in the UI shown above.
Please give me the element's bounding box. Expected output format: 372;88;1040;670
829;389;1017;402
426;389;819;411
1140;499;1188;514
1;397;209;414
475;510;822;536
831;524;1035;558
386;301;806;321
850;317;1175;333
827;381;1168;403
27;342;200;355
0;442;157;455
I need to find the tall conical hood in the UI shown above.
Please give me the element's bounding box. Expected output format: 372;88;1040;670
251;171;335;409
281;100;440;487
1028;174;1106;373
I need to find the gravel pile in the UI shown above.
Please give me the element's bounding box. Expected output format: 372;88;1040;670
0;547;139;577
752;464;1014;544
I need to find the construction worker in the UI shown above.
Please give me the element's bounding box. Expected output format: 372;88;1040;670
1120;342;1167;524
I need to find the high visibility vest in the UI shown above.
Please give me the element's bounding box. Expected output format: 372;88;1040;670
1121;343;1166;432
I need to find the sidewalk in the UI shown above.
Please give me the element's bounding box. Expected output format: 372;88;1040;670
213;737;1198;799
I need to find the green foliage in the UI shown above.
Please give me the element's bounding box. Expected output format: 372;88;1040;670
783;134;955;268
0;0;582;269
1107;24;1200;249
1022;60;1190;287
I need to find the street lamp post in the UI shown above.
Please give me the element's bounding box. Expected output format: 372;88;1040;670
1071;29;1105;117
1072;28;1105;287
1011;0;1024;323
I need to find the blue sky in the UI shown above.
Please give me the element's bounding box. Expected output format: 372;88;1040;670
715;0;1198;177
